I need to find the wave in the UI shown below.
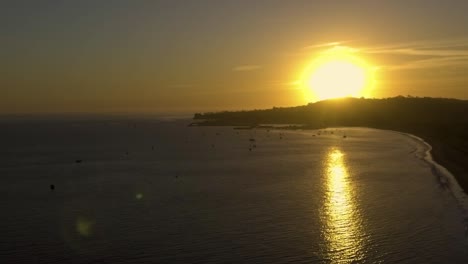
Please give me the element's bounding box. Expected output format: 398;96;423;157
400;131;468;236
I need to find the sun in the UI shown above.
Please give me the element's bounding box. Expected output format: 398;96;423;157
300;46;375;101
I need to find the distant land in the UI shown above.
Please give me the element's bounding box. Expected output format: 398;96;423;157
192;96;468;192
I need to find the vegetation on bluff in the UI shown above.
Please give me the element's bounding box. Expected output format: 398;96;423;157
193;96;468;127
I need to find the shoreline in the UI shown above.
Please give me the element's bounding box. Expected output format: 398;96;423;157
418;136;468;193
400;132;468;198
192;122;468;195
191;97;468;193
266;125;468;195
384;125;468;195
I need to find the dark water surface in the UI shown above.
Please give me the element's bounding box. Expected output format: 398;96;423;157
1;118;467;263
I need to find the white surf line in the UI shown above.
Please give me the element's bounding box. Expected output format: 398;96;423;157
267;126;467;208
399;131;468;227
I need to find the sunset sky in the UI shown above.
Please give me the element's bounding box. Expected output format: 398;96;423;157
2;1;468;114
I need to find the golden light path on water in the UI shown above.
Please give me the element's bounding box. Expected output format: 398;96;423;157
323;148;365;262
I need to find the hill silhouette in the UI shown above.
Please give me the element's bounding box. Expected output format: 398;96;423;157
192;96;468;192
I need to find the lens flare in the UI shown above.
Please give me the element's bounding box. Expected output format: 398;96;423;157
76;216;95;237
135;193;144;200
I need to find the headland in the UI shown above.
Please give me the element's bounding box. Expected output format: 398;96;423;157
192;96;468;193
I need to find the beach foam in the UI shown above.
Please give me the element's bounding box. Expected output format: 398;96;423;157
401;131;468;232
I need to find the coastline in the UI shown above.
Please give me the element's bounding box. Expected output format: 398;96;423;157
328;125;468;195
385;125;468;195
400;132;468;200
191;120;468;195
419;136;468;193
191;97;468;193
271;125;468;195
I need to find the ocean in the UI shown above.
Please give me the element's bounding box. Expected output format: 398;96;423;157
1;118;467;263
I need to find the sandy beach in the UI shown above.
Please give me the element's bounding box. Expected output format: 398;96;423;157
422;137;468;191
374;123;468;194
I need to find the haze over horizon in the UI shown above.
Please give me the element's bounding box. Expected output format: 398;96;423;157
3;1;468;114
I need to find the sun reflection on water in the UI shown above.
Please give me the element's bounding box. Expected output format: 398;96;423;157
323;148;365;262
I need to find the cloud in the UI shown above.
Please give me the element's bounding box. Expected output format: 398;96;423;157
302;40;354;50
232;65;262;72
295;38;468;71
363;38;468;53
360;38;468;70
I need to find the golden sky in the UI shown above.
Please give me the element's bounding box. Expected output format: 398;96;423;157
2;1;468;114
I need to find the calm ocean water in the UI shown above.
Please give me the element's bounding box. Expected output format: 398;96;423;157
1;118;467;263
